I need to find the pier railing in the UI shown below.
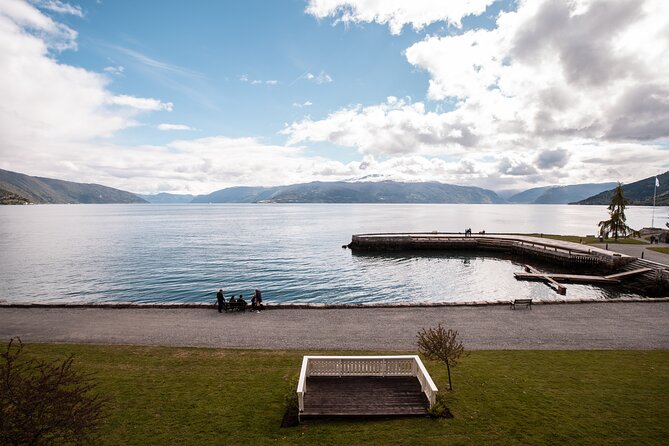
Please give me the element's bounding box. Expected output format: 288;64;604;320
296;355;438;412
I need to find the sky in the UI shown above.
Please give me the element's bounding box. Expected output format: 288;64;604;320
0;0;668;195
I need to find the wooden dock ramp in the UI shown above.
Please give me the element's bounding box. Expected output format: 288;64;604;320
297;356;438;420
518;265;567;295
604;268;653;280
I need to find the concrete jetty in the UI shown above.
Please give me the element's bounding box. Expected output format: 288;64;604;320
348;233;669;295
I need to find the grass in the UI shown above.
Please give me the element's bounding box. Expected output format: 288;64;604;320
14;344;669;446
527;233;648;245
648;247;669;255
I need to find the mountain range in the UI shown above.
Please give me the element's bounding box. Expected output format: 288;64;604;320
507;182;617;204
137;192;195;204
575;171;669;206
2;168;667;206
0;169;146;204
190;181;505;204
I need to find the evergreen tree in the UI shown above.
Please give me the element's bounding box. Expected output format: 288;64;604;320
598;183;635;240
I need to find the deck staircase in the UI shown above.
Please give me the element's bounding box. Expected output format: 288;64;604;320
301;376;429;418
297;356;438;420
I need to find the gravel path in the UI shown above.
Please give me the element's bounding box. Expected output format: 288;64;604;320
1;302;668;350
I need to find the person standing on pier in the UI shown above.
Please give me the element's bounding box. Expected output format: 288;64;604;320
252;289;263;312
216;289;225;313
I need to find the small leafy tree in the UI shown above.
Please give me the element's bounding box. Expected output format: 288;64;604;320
598;182;635;240
416;325;465;391
1;338;106;446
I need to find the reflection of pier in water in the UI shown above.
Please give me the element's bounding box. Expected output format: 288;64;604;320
347;233;669;296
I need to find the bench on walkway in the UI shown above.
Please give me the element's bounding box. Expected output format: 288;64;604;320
511;298;532;310
225;301;247;312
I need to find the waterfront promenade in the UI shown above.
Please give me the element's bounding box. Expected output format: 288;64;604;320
1;302;668;350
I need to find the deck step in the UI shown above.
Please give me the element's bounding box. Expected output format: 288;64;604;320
302;376;430;418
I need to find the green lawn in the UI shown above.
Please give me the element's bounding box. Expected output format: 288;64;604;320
527;233;648;245
648;247;669;255
16;345;669;445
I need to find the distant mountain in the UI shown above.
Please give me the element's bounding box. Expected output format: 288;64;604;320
507;186;553;203
0;169;147;204
576;171;669;206
192;181;504;204
191;186;275;203
508;183;617;204
138;192;195;204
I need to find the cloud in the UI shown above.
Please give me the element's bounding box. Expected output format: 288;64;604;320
1;0;78;50
536;148;570;169
110;95;173;111
290;0;669;187
0;1;173;167
103;65;124;75
283;96;478;156
498;157;538;176
112;45;204;79
30;0;83;17
240;74;279;85
305;71;332;84
305;0;497;34
292;100;313;108
157;123;195;131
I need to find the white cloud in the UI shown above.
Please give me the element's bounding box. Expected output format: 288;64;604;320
306;0;497;34
240;74;279;85
289;0;669;188
292;100;313;108
0;0;176;174
113;45;204;79
283;97;477;156
110;94;173;111
30;0;83;17
1;0;78;50
103;65;124;75
157;123;195;131
304;70;332;84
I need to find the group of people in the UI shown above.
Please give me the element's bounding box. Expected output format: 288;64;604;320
216;288;263;313
464;228;485;236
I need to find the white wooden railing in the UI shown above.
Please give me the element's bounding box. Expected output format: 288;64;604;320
296;355;438;412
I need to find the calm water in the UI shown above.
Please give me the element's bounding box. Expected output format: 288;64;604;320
0;204;666;305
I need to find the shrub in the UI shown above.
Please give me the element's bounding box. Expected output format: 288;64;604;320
0;338;106;445
417;325;465;391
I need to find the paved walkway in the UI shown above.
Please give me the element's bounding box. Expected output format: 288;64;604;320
1;302;668;350
594;242;669;266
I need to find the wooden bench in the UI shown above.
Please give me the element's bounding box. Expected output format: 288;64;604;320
225;301;247;312
511;298;532;310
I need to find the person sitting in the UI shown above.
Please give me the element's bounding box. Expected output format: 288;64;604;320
237;294;247;311
228;295;236;311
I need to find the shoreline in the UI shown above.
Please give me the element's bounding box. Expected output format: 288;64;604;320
2;296;669;309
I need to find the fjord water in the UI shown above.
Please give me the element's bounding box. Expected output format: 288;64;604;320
0;204;664;305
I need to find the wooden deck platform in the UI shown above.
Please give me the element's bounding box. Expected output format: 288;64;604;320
300;376;429;418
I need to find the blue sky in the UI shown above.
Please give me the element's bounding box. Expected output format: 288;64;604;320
58;1;423;147
0;0;667;194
